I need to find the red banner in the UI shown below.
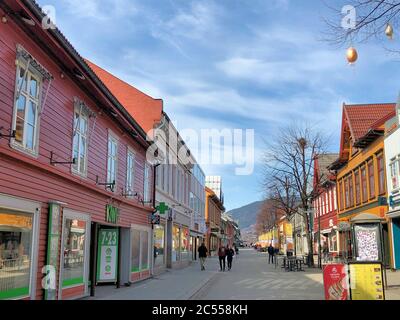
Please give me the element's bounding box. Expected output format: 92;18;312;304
323;264;348;300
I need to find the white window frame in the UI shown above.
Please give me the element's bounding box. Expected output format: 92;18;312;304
107;131;119;192
126;148;136;197
11;59;43;157
390;158;399;191
71;104;89;177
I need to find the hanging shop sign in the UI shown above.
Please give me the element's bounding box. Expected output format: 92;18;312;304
349;262;385;300
44;202;62;300
156;202;169;215
354;224;381;261
323;264;348;300
105;205;119;224
97;228;119;283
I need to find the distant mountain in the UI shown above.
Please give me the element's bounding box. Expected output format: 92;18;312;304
226;201;263;229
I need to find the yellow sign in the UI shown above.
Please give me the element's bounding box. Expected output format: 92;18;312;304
0;213;32;229
349;263;385;300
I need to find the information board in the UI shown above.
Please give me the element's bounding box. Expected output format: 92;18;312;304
349;263;385;300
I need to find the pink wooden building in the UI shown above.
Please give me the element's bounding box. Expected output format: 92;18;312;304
0;0;155;300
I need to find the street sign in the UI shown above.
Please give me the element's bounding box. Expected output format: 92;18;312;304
151;213;160;225
156;202;169;215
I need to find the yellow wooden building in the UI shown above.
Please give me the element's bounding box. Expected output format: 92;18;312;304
329;103;395;267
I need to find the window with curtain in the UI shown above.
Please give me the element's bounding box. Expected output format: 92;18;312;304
368;160;375;199
355;170;361;205
12;64;42;155
361;166;367;202
377;154;385;195
349;174;354;207
126;150;135;196
107;134;118;189
72;104;88;176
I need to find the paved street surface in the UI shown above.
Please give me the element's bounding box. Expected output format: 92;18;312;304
191;249;324;300
86;249;324;300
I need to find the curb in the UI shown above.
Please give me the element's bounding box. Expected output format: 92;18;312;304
176;270;219;300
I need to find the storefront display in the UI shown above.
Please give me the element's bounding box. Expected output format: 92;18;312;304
180;228;190;260
0;210;33;299
354;224;381;261
63;218;87;286
153;224;165;267
172;225;180;262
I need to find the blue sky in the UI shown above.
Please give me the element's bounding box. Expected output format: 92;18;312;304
38;0;400;211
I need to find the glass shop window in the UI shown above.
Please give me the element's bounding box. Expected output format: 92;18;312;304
0;210;33;299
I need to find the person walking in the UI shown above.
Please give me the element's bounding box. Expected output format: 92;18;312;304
322;242;329;264
226;246;235;271
218;244;226;271
267;243;275;264
234;245;239;260
198;242;208;271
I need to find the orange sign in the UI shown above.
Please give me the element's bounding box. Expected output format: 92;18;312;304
0;213;32;229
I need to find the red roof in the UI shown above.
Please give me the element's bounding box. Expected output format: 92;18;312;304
85;60;163;134
344;103;395;141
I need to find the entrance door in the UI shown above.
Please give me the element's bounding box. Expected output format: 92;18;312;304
59;210;90;299
130;226;151;281
392;218;400;269
96;228;119;284
382;224;391;268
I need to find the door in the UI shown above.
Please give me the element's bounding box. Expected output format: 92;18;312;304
130;226;151;276
382;224;391;267
96;228;119;283
392;218;400;269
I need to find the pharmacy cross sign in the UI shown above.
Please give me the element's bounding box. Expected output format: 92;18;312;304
156;202;169;215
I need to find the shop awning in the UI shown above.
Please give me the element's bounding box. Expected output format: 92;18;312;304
350;213;386;224
190;230;205;237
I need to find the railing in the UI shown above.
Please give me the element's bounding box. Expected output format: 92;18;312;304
0;258;30;292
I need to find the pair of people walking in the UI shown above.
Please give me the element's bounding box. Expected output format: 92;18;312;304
218;245;235;271
197;243;236;271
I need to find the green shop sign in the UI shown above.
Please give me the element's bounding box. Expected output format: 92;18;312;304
106;205;119;224
156;202;169;215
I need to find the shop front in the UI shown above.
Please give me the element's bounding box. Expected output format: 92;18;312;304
130;224;151;282
390;215;400;269
0;193;40;300
153;222;166;270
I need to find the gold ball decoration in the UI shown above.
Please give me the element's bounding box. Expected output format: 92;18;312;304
385;23;394;40
346;47;358;64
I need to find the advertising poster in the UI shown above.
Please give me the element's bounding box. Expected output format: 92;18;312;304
354;224;380;261
323;264;349;300
97;228;119;283
349;263;385;300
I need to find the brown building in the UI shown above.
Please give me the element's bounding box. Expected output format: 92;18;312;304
205;187;225;256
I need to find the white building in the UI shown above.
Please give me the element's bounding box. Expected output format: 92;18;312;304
152;113;207;273
384;102;400;270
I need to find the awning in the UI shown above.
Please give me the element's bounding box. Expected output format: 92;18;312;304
190;230;205;237
350;213;386;224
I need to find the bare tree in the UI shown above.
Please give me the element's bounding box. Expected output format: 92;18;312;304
262;123;328;266
323;0;400;50
255;199;283;236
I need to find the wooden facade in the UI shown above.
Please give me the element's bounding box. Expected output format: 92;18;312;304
0;0;154;300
